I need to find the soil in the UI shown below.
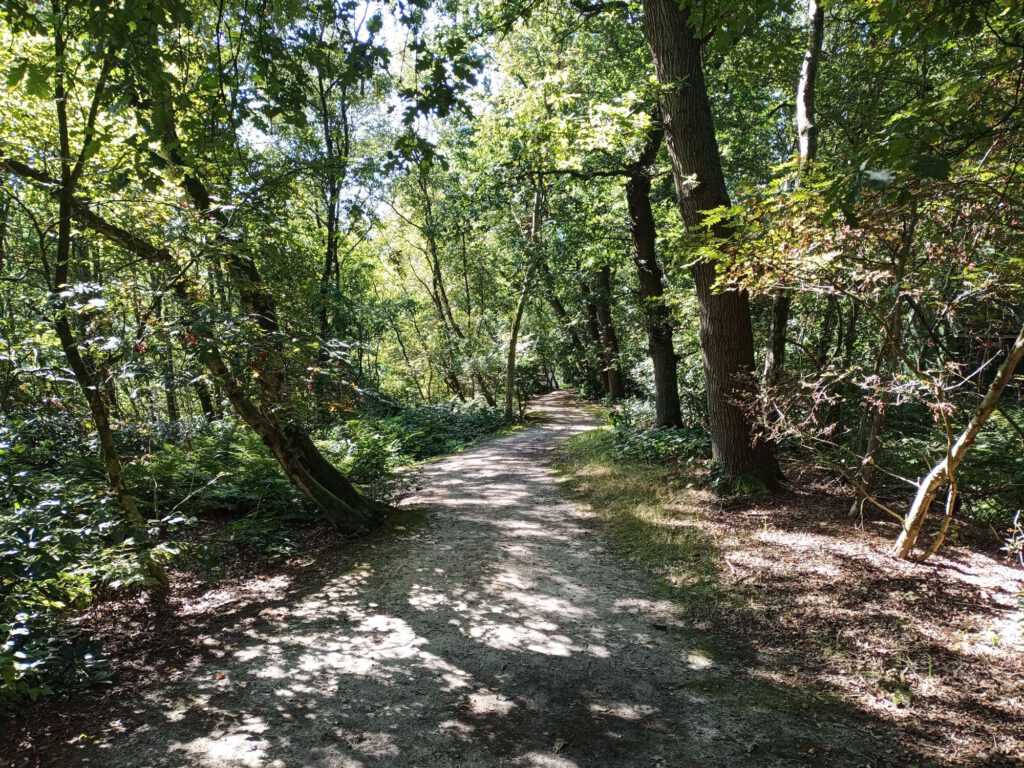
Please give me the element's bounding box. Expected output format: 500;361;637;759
3;391;1021;767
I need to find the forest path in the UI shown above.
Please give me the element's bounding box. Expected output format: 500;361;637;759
64;391;882;768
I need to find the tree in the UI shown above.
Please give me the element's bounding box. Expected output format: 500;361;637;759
640;0;781;487
625;120;682;427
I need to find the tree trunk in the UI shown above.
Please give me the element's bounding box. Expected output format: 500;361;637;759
796;0;825;166
894;324;1024;559
766;0;825;387
1;153;387;533
46;8;166;584
594;265;626;400
504;267;535;421
626;121;682;427
640;0;781;487
580;279;610;395
193;377;219;422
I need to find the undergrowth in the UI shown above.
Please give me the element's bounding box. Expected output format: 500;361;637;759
0;398;503;710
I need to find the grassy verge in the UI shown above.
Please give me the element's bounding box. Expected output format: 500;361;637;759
552;427;726;619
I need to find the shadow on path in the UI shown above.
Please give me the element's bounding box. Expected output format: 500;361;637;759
48;392;922;768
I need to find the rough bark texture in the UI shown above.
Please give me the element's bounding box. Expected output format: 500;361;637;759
626;122;682;428
894;325;1024;559
641;0;780;487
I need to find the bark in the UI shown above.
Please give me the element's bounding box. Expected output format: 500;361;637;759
0;186;8;272
148;93;386;530
796;0;825;166
894;325;1024;559
474;370;497;407
766;0;825;387
193;377;219;422
594;265;626;400
640;0;781;487
314;73;350;351
505;188;544;420
625;121;681;427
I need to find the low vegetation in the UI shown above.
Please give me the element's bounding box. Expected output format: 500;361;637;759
557;416;1024;764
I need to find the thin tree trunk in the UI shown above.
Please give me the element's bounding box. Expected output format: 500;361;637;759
193;377;218;422
580;279;610;395
626;120;682;427
504;267;535;421
505;187;544;420
539;260;599;394
595;265;626;400
47;5;166;583
766;0;825;387
895;324;1024;559
640;0;781;487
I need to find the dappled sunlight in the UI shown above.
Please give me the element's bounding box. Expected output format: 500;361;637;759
60;394;892;766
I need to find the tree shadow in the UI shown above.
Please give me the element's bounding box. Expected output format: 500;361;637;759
11;393;971;767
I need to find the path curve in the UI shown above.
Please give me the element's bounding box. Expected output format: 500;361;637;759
59;392;878;768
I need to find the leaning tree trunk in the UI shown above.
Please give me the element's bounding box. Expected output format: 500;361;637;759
0;149;388;534
626;121;682;427
766;0;825;387
894;324;1024;559
640;0;781;487
142;92;388;532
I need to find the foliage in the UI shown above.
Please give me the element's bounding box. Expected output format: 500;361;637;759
604;399;711;465
0;0;1022;716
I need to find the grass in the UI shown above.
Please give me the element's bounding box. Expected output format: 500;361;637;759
553;427;726;619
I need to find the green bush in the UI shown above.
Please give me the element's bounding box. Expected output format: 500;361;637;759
612;426;711;464
604;398;711;465
319;399;505;481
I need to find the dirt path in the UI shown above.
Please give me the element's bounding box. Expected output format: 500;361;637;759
52;392;887;768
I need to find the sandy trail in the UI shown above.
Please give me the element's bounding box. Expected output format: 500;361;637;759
59;392;883;768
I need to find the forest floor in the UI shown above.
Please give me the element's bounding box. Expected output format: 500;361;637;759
4;392;1022;767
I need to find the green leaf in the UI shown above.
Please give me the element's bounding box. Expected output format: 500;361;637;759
24;64;50;98
5;61;28;88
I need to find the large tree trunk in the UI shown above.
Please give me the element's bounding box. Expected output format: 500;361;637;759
594;265;626;400
626;121;682;427
640;0;781;487
894;325;1024;559
766;0;825;387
